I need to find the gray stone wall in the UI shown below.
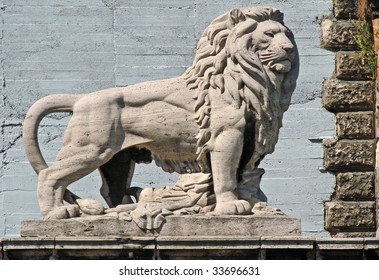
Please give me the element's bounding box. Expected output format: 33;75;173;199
321;0;377;237
0;0;334;236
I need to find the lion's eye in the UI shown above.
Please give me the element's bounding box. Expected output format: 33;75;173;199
265;32;274;38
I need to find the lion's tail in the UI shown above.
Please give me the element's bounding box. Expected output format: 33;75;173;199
23;94;83;174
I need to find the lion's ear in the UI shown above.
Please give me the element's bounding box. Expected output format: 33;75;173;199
228;9;246;26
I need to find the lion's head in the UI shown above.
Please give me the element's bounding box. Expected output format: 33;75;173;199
184;7;299;168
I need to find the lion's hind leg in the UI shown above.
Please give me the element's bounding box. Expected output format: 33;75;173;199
99;149;136;208
38;143;115;219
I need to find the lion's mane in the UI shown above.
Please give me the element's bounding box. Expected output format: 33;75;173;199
184;6;298;167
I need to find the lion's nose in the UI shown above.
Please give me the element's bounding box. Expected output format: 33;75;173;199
281;42;294;52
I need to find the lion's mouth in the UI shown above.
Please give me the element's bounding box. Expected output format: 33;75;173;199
258;49;292;73
269;60;292;73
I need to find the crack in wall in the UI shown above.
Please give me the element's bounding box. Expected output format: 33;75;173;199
0;188;32;193
0;133;22;154
1;122;23;170
0;131;22;175
3;96;24;119
42;133;58;145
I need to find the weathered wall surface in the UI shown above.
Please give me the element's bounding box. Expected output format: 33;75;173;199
0;0;334;236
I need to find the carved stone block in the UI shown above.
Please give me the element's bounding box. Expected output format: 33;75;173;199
325;201;376;230
333;0;358;19
20;214;301;238
336;172;375;200
336;112;374;139
333;0;378;19
321;19;358;50
322;79;374;112
323;138;375;171
335;51;372;80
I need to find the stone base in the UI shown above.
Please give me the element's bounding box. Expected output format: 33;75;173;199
21;214;300;238
3;236;379;259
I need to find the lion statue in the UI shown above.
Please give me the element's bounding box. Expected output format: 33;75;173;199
23;7;299;220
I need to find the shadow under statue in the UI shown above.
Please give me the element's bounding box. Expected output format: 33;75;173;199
21;6;300;237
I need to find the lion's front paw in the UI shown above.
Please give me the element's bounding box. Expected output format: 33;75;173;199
212;200;251;215
43;205;80;220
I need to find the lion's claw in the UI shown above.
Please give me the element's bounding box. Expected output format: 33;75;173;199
212;200;251;215
44;205;80;220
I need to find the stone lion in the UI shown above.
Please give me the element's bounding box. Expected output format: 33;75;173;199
23;7;299;219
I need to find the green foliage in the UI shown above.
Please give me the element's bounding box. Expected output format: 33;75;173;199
352;19;376;79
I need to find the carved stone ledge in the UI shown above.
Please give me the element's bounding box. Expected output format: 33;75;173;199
155;236;261;251
2;236;379;259
54;236;156;250
316;237;364;250
325;201;376;230
321;19;359;50
260;236;314;250
365;237;379;250
336;111;374;139
322;79;374;112
331;231;377;238
336;51;373;80
323;138;375;171
21;214;301;238
1;237;55;260
336;172;375;200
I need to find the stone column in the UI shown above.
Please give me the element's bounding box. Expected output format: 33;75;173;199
373;18;379;238
321;0;377;237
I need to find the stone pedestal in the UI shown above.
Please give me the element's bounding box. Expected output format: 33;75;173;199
21;214;300;238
